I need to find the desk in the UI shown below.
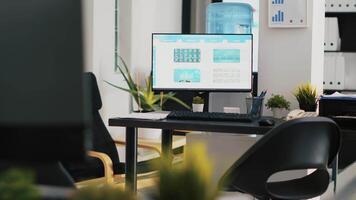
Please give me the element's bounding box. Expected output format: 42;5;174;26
108;117;281;192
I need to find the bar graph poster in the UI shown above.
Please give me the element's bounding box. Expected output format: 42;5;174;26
268;0;308;28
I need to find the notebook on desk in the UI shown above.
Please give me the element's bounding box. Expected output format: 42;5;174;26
120;112;170;120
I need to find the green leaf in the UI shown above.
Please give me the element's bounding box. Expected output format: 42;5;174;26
165;95;191;110
104;80;131;93
108;56;190;112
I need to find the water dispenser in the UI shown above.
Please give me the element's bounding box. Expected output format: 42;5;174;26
206;3;253;34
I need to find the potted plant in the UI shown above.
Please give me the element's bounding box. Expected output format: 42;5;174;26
0;169;40;200
265;94;290;118
192;96;204;112
149;144;218;200
293;83;318;112
70;185;136;200
106;57;190;139
106;57;190;112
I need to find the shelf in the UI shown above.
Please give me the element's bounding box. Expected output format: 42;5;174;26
324;89;356;93
325;51;356;53
326;12;356;14
326;12;356;17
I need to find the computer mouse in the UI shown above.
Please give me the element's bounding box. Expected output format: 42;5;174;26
259;119;275;126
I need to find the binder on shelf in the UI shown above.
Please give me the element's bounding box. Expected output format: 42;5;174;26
324;53;346;90
341;0;356;12
335;53;345;90
324;54;337;90
324;17;329;50
329;0;338;12
351;0;356;12
326;0;356;12
325;17;341;51
325;0;332;12
352;0;356;12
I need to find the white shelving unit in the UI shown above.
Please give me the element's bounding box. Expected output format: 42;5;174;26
324;1;356;92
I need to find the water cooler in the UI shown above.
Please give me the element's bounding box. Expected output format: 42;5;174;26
206;3;255;113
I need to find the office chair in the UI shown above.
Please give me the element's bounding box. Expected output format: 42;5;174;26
219;117;341;200
63;72;163;187
0;162;75;187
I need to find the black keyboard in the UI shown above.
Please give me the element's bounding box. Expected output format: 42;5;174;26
167;111;253;122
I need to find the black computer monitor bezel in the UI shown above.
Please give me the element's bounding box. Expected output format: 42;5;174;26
151;33;253;92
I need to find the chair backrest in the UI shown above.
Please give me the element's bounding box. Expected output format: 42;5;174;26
219;117;341;198
84;72;121;165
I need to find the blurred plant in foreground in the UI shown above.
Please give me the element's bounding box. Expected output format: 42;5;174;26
70;184;136;200
151;143;218;200
0;169;40;200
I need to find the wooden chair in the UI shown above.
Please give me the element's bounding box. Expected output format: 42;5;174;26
63;72;183;189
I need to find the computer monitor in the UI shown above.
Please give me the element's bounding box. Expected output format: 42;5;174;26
0;0;88;161
152;33;253;92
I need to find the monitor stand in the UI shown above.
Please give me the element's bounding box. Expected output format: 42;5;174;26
162;91;210;112
161;72;257;113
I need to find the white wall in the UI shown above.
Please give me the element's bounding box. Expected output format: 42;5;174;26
130;0;182;78
85;0;183;138
82;0;94;72
87;0;325;121
90;0;131;138
258;0;325;115
208;0;325;115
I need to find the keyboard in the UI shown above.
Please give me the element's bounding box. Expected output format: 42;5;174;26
166;111;253;122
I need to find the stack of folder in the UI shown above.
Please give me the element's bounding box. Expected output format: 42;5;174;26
325;0;356;12
324;53;345;90
324;17;341;51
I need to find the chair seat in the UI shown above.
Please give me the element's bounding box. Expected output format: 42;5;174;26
266;169;330;200
63;156;162;182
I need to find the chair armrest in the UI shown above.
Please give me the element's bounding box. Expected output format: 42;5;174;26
87;151;114;184
114;140;161;155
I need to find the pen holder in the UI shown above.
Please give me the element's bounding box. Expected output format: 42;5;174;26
246;97;264;119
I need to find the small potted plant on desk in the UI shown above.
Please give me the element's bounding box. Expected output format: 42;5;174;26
293;83;318;112
265;94;290;119
192;96;205;112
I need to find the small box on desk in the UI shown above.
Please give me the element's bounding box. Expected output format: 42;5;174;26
319;96;356;117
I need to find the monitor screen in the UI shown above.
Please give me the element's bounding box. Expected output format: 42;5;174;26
152;34;253;92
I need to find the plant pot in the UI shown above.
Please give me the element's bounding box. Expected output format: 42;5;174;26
132;110;162;139
298;103;317;112
192;104;204;112
271;108;286;119
138;128;162;140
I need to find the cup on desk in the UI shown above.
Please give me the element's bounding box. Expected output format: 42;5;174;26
224;107;241;114
246;97;264;119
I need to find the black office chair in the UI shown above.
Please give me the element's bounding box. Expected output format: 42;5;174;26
219;117;341;200
0;162;75;187
63;72;161;186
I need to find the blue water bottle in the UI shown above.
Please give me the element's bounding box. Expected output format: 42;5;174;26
206;3;253;34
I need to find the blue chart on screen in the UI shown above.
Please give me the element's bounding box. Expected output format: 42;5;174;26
174;69;201;83
174;49;201;63
213;49;240;63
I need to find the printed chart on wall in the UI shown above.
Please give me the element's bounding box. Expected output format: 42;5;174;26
152;34;252;91
223;0;259;72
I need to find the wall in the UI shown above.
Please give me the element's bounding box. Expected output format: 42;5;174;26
258;0;325;115
207;0;324;115
90;0;131;138
82;0;94;72
191;0;211;33
85;0;183;138
130;0;182;77
87;0;325;121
